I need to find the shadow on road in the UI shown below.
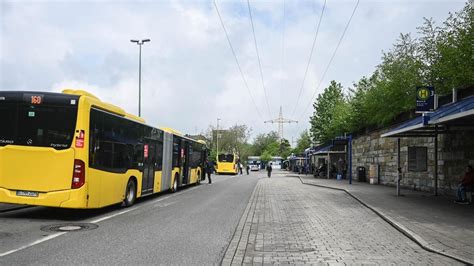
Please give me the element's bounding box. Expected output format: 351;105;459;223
0;183;201;222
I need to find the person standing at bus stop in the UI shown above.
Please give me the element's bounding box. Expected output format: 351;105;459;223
266;162;272;178
246;164;250;175
205;159;214;184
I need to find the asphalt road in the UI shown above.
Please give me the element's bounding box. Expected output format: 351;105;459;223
0;171;262;264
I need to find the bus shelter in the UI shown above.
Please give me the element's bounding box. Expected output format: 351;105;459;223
288;155;307;173
381;93;474;196
309;143;347;179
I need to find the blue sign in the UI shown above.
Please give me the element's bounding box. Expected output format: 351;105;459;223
416;86;435;113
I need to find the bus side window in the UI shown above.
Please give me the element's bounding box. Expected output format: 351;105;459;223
113;143;127;171
125;144;133;168
172;141;179;167
134;144;143;167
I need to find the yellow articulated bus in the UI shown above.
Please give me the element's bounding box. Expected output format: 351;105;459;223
0;90;207;209
216;153;238;175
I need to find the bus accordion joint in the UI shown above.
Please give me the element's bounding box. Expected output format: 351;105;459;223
72;159;85;189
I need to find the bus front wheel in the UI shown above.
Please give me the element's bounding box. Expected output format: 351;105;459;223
123;179;137;207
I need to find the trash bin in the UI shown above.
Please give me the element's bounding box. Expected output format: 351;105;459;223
357;166;366;182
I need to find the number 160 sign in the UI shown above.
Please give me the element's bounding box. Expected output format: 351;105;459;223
31;95;42;104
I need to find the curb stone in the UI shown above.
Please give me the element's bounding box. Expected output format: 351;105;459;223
221;182;261;265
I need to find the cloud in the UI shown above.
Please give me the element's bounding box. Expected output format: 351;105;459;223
0;0;466;145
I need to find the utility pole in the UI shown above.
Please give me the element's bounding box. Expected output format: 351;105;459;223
264;106;297;141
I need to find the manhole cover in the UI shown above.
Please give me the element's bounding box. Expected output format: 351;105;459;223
41;223;98;232
59;225;82;231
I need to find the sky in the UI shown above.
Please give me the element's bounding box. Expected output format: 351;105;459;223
0;0;467;146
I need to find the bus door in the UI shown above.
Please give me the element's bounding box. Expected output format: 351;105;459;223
181;140;190;185
142;141;156;195
201;149;207;181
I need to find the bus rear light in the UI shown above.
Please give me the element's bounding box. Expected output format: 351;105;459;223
71;159;85;189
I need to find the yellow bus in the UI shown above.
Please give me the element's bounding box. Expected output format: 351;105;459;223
216;153;238;175
0;89;206;208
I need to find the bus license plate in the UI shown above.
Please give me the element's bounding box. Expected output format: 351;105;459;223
16;190;39;197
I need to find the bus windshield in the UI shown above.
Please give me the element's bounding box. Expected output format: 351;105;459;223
0;100;78;150
218;154;234;162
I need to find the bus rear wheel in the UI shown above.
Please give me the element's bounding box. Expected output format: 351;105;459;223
171;174;178;193
197;171;201;185
123;179;136;207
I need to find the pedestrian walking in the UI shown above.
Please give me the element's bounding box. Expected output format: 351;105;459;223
454;165;474;204
246;164;250;175
239;162;243;175
266;162;272;178
205;159;214;184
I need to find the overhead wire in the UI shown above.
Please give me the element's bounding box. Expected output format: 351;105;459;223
298;0;360;121
291;0;327;117
213;0;265;121
247;0;273;119
280;0;286;112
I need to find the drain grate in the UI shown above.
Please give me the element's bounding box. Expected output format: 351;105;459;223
41;223;98;232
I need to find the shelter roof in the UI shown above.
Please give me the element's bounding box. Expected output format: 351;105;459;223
381;95;474;138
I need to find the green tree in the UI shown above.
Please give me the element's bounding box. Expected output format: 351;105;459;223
264;141;280;156
252;131;279;156
204;124;251;160
279;138;292;158
293;130;312;154
365;33;423;126
309;81;345;143
239;142;254;163
307;3;473;137
346;75;376;132
417;18;442;88
433;3;473;93
260;150;272;163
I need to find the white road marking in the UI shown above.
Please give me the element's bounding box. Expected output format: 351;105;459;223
0;232;65;257
0;175;239;258
90;208;137;224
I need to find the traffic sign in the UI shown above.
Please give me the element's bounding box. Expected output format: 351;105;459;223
416;86;435;113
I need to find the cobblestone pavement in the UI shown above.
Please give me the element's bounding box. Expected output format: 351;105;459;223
223;176;460;265
299;175;474;264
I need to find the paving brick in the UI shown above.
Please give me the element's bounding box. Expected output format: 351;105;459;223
222;176;461;264
299;175;474;264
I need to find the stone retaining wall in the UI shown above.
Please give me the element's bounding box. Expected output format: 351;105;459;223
351;128;474;195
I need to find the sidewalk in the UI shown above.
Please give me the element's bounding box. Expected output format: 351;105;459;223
222;176;463;265
297;175;474;264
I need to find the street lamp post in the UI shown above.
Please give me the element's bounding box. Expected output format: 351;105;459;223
130;39;151;117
